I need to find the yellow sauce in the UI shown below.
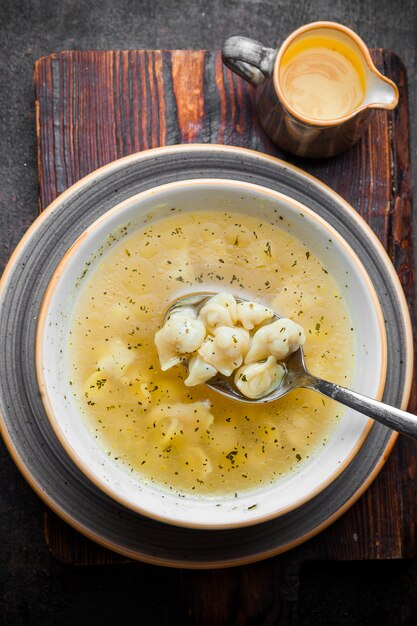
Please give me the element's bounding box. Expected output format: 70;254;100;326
68;210;354;496
280;35;366;120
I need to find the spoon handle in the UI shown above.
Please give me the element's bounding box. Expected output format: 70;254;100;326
312;378;417;439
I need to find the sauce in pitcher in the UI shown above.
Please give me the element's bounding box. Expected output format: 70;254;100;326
279;34;366;120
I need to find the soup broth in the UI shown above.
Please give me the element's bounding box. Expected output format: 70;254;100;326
68;210;354;496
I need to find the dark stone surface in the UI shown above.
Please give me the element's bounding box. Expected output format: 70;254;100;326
0;1;416;624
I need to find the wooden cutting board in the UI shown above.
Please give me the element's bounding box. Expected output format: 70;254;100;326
35;50;416;573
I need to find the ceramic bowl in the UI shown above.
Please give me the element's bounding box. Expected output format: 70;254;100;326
36;178;387;529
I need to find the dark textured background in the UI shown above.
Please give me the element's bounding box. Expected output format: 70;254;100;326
1;1;416;624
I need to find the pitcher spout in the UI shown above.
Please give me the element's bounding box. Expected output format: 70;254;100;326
366;71;399;110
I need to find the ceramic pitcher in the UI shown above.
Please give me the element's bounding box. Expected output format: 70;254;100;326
222;22;399;158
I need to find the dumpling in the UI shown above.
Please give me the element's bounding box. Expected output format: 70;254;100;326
96;338;135;377
236;301;274;330
148;399;214;426
244;318;305;364
235;356;285;399
147;400;215;446
155;307;206;371
184;356;217;387
186;446;213;477
198;326;250;376
198;293;237;331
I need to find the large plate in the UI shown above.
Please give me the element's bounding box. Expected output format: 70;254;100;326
0;145;413;568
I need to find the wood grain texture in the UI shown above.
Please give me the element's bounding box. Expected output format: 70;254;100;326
35;49;415;574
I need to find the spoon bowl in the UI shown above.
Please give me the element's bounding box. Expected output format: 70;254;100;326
165;292;417;439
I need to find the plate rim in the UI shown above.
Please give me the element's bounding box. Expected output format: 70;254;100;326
0;144;413;568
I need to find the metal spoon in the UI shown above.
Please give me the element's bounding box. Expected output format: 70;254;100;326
165;293;417;439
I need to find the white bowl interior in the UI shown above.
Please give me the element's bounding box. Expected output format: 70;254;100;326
37;179;386;528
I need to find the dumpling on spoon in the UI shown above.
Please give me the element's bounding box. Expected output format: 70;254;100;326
198;326;250;376
184;356;217;386
235;356;286;399
154;308;206;371
236;300;274;330
244;318;305;364
198;293;237;331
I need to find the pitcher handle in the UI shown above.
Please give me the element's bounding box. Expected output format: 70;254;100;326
221;36;277;86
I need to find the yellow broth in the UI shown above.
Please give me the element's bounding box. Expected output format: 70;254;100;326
68;210;354;496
